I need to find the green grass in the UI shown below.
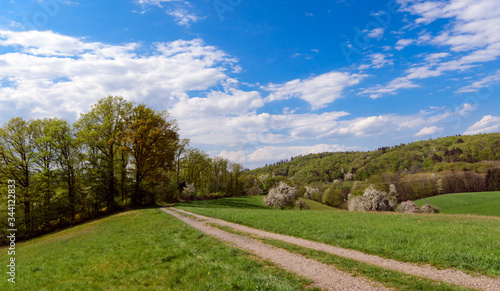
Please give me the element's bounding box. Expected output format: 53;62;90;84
176;196;500;277
0;208;315;290
414;191;500;217
209;223;473;291
299;198;339;211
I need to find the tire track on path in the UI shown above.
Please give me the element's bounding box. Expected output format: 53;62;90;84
161;208;388;291
171;207;500;291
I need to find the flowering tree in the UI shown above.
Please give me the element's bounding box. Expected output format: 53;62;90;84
264;182;299;210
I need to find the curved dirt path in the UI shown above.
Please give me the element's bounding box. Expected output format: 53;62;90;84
161;208;388;291
171;207;500;291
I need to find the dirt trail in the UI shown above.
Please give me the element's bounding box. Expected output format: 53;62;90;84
171;207;500;291
161;208;388;291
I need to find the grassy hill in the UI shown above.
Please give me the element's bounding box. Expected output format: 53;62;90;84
246;133;500;184
0;208;312;290
415;191;500;217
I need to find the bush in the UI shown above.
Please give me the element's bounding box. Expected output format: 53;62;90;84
396;201;421;213
181;183;196;200
264;182;299;210
296;200;310;210
322;188;344;208
245;186;263;196
348;185;395;212
421;202;440;213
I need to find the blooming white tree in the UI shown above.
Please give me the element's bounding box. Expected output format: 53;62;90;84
347;185;394;212
264;182;299;210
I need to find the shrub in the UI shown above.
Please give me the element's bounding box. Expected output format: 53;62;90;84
396;201;421;213
421;202;440;213
296;200;310;210
348;185;395;212
245;186;263;196
322;188;344;208
264;182;299;210
181;183;196;200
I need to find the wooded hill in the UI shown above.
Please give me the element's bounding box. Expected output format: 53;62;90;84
246;133;500;184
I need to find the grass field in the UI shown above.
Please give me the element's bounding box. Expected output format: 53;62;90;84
0;208;314;290
176;196;500;277
414;191;500;217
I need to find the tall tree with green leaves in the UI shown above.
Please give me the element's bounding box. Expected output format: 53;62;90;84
0;118;38;232
74;96;133;212
119;104;179;206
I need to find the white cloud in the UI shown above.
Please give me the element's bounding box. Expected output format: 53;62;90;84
455;70;500;93
166;8;201;26
415;126;443;136
170;88;264;118
365;28;385;39
359;77;418;98
265;71;366;109
464;115;500;135
135;0;177;8
218;144;355;168
395;38;414;50
359;53;393;70
0;30;237;119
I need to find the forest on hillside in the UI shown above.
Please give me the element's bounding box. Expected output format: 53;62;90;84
0;96;245;242
244;133;500;206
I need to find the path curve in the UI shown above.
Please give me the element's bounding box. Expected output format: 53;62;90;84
161;208;388;291
171;207;500;291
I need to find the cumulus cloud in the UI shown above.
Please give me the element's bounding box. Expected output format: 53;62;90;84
218;144;355;168
415;126;443;136
0;30;236;120
464;115;500;135
265;71;366;109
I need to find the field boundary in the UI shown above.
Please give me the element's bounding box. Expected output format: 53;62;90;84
170;207;500;291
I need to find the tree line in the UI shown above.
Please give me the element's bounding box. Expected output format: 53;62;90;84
0;96;245;242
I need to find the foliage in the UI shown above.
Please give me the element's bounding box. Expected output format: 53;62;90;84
295;199;310;210
421;202;440;213
264;182;299;209
321;188;344;208
486;168;500;191
347;185;395;212
245;133;500;186
396;201;421;213
0;96;245;242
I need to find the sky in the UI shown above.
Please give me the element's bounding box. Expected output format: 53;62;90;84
0;0;499;169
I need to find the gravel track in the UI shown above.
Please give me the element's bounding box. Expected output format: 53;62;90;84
170;207;500;291
161;208;388;290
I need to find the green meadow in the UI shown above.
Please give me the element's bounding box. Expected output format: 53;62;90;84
0;208;313;290
415;191;500;217
177;196;500;277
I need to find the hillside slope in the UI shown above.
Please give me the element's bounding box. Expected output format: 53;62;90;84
247;133;500;184
0;209;312;290
415;191;500;217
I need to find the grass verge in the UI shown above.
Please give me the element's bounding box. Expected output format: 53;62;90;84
176;196;500;277
0;208;315;290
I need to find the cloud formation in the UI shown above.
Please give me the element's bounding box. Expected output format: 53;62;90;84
265;71;366;109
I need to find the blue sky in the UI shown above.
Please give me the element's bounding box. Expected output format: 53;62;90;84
0;0;499;169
